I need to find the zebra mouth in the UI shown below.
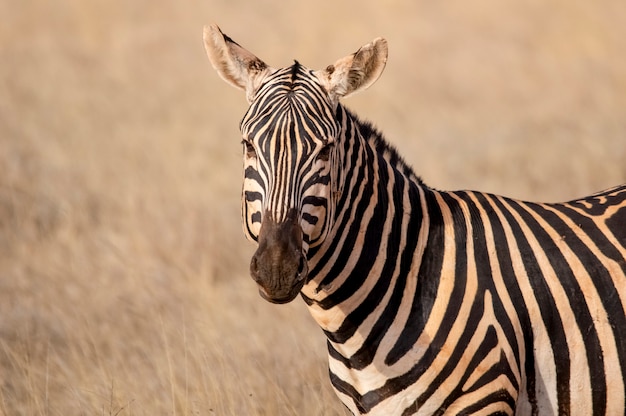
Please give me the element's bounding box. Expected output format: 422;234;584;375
257;285;301;304
253;253;308;304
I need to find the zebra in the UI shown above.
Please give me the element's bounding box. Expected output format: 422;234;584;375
203;24;626;415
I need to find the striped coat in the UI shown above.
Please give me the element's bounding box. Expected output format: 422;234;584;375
203;24;626;415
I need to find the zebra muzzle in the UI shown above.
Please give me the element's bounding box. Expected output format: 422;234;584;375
249;209;308;304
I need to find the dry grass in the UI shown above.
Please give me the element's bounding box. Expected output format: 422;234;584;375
1;0;625;414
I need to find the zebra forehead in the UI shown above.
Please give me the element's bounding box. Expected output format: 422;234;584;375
251;63;332;108
241;63;338;143
275;61;318;88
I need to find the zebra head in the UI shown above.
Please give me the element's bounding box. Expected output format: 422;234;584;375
203;24;388;303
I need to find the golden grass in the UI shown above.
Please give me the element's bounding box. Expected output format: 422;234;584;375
1;0;625;414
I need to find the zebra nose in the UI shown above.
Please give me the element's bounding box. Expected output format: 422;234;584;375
249;209;308;304
249;246;308;302
249;248;307;283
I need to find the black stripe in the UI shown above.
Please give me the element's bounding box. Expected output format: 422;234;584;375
464;350;518;396
323;152;385;341
311;135;374;297
567;186;626;216
481;194;538;414
410;272;485;411
436;327;517;413
333;168;401;366
244;166;263;183
526;201;626;414
379;180;423;365
503;199;572;414
301;195;327;208
244;190;263;202
386;189;446;364
460;192;520;369
302;212;318;225
552;202;626;275
335;160;415;369
605;205;626;250
329;368;367;414
303;113;360;290
455;389;515;415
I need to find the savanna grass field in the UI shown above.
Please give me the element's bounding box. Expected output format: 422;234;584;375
1;0;625;414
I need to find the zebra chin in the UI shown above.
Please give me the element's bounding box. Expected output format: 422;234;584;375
249;209;309;304
255;281;305;304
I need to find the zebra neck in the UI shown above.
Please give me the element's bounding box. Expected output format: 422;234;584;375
302;106;432;358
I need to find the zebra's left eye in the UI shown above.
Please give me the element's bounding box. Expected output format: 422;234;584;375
242;139;256;158
316;143;334;162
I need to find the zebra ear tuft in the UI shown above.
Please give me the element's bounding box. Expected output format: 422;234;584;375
203;24;273;102
316;37;388;103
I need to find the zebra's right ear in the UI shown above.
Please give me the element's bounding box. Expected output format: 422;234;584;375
315;37;388;104
203;24;273;102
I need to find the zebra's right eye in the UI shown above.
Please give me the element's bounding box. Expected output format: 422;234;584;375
317;143;334;162
242;139;256;158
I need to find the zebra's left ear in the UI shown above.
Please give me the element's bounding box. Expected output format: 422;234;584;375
315;37;388;103
203;24;273;102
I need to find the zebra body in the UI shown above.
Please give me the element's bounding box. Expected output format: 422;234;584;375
203;24;626;415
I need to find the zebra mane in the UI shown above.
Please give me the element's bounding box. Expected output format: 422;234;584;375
344;107;426;187
290;60;301;83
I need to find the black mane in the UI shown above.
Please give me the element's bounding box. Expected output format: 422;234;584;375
290;60;301;82
344;107;426;187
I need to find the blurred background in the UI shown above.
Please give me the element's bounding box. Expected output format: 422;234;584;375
1;0;625;414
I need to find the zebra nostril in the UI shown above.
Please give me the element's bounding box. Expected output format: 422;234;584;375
296;254;307;281
250;255;259;280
